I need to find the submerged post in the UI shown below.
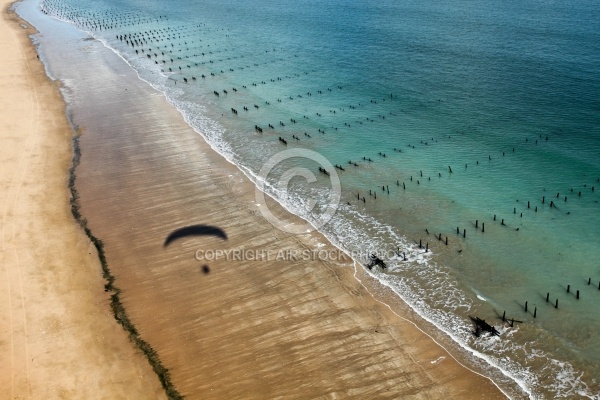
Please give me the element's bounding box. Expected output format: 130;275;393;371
525;301;528;312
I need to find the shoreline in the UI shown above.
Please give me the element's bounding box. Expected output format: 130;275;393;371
0;1;165;398
13;0;512;398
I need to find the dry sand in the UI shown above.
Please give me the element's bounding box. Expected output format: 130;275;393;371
3;0;510;397
0;3;164;399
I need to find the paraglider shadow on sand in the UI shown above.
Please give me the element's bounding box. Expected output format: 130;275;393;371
163;224;228;274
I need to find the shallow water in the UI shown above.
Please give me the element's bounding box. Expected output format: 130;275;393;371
19;0;600;397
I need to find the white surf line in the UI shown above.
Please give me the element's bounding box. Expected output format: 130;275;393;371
352;260;530;400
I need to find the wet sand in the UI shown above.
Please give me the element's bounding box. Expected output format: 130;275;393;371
0;3;165;398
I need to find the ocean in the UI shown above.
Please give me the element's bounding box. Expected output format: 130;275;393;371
18;0;600;397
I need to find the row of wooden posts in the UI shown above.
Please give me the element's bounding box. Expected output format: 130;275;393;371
505;278;600;322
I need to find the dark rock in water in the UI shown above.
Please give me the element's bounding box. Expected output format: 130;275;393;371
366;253;386;270
470;316;500;337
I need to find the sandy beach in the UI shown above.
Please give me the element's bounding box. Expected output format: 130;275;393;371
3;0;510;398
0;3;164;398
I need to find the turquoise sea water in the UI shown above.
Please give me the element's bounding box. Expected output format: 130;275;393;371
20;0;600;397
